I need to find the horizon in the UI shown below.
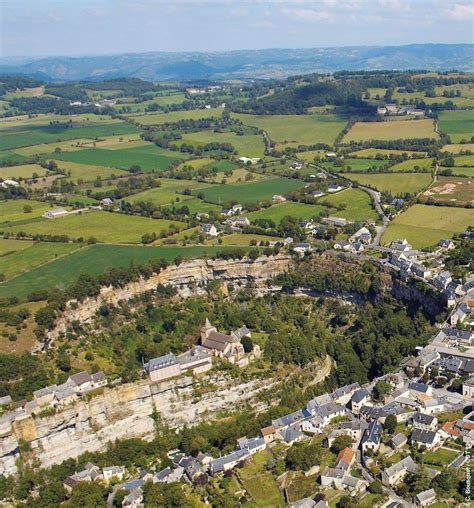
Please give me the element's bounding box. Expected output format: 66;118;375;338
1;0;473;58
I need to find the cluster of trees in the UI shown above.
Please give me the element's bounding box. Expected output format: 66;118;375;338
0;76;43;97
9;96;112;115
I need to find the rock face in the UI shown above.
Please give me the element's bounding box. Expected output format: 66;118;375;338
0;373;274;476
49;254;292;340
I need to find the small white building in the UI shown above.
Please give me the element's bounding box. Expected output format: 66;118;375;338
1;179;19;188
201;224;218;236
43;208;68;219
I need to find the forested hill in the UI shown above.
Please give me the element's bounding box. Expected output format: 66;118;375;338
1;44;473;81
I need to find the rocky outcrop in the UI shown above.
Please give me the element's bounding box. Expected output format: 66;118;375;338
49;255;292;340
0;373;275;476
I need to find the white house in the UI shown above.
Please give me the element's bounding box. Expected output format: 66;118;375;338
43;208;68;219
1;179;19;188
201;224;218;236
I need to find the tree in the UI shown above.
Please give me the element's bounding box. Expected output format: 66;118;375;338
431;468;459;496
330;435;353;454
241;336;254;353
368;479;384;494
373;380;391;401
383;414;397;435
23;205;32;213
64;481;107;507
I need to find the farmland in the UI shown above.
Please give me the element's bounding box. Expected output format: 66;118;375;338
0;199;53;223
0;241;80;280
343;119;438;142
346;172;432;195
179;130;265;157
422;176;473;206
448;166;474;177
317;188;379;221
245;202;325;223
52;144;185;172
0;164;48;180
124;179;212;206
438;110;474;143
382;204;473;249
441;142;474;154
131;107;224;125
322;158;389;173
386;157;434;172
349;148;427;158
232;112;348;146
194;177;306;205
0;119;139;151
53;160;128;182
0;244;244;300
5;210;186;244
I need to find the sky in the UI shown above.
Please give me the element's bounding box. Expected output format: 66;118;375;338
1;0;473;58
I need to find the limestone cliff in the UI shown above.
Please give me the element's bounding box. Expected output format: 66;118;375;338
0;373;275;476
49;254;292;341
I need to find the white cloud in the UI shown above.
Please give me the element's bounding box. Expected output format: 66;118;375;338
281;7;333;22
447;3;474;20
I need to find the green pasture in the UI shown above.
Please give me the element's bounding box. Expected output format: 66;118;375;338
194;177;306;205
438;110;474;143
382;204;473;248
5;210;186;244
0;164;48;180
131;107;224;125
346;172;432;194
53;160;128;182
387;158;434;172
246;201;325;223
232;112;348;146
124;179;212;206
344;119;438;142
0;244;245;300
180;130;265;157
0;199;53;223
318;188;378;221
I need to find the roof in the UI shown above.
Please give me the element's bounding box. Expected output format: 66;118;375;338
362;420;383;445
202;330;238;351
91;371;106;383
410;428;438;445
322;467;344;480
261;425;276;436
145;353;179;372
412;412;436;426
415;489;436;503
408;382;429;393
68;371;92;386
351;388;370;404
391;433;408;447
335;447;355;468
384;456;417;478
211;449;249;472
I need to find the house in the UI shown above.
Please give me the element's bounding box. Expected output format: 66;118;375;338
63;463;103;492
339;421;363;442
210;449;250;474
414;488;437;507
178;346;212;375
0;396;11;407
0;179;19;188
228;217;250;229
33;386;57;406
284;237;294;246
350;388;370;412
439;421;461;439
334;240;351;251
200;319;247;365
411;263;431;279
100;198;113;207
333;383;360;405
328;184;343;193
195;212;209;221
144;353;181;382
323;216;349;227
196;452;213;466
291;162;303;170
433;271;452;290
349;227;371;244
122;487;143;508
391;198;405;207
361;421;383;452
238;157;260;165
312;190;325;198
201;224;218;236
390;239;412;252
308;401;346;426
67;371;94;393
382;456;417;486
43;208;68;219
260;425;277;444
102;466;125;482
290;499;328;508
278;427;305;445
237;436;266;455
409;429;441;450
272;194;287;203
231;204;243;214
438;239;454;250
410;412;438;431
408;382;432;398
320;468;366;492
390;433;408;449
335;447;355;471
463;377;474;398
293;243;312;255
154;466;184;484
377;106;387;115
451;302;470;326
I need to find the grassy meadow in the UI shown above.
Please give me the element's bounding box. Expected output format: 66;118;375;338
318;188;378;221
245;202;325;223
0;164;48;180
179;130;265;157
131;107;224;125
0;199;54;223
344;119;438;142
346;172;432;194
382;204;473;248
438;110;474;143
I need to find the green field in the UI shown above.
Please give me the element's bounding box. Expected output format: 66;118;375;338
194;177;306;205
180;130;265;157
52;144;185;172
241;472;285;507
422;448;458;468
0;164;48;180
124;179;212;206
0;199;53;223
0;242;80;280
323;158;389;173
344;119;438;142
246;201;325;223
382;204;473;248
346;172;432;194
0;244;245;300
0;120;138;151
441;143;474;154
232;112;348;146
117;93;186;112
387;158;434;172
448;166;474;177
438;110;474;142
453;154;474;166
0;238;34;255
349;148;427;158
5;211;185;244
53;160;128;182
0;151;26;164
318;188;378;221
131;107;224;125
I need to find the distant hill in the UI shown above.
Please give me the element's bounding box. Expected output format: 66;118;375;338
1;44;472;82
